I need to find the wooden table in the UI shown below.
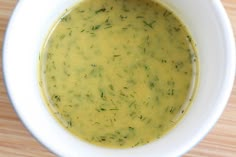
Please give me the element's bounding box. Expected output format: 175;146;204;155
0;0;236;156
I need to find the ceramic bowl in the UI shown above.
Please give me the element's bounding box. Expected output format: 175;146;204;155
3;0;235;156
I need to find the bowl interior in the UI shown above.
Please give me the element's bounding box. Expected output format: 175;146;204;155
3;0;235;156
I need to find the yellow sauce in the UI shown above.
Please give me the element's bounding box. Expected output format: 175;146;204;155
39;0;198;148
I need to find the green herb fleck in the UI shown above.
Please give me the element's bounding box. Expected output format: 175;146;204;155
101;91;104;98
149;81;155;89
163;10;172;17
92;25;101;30
136;16;144;18
95;8;106;14
104;25;112;29
143;20;156;29
113;54;121;57
109;84;114;90
60;15;71;22
120;15;127;20
187;35;192;42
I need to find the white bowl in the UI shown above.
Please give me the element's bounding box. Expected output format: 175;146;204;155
3;0;235;156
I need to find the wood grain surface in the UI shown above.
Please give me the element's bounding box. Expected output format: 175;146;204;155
0;0;236;156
